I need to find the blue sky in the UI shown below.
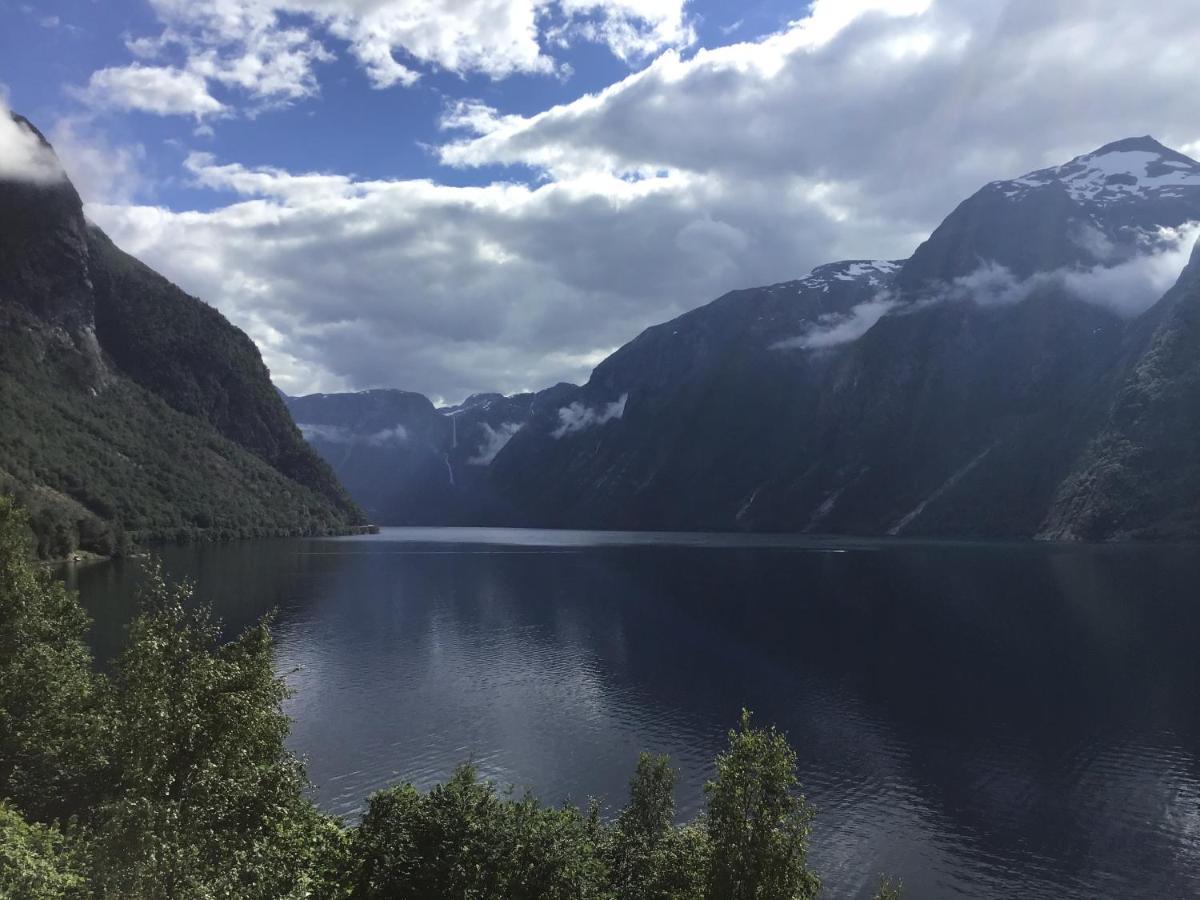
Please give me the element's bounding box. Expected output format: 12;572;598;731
1;0;801;211
2;0;1199;402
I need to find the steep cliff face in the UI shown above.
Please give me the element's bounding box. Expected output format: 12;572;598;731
0;113;361;553
1041;244;1200;540
284;384;575;525
86;229;357;516
283;136;1200;541
0;116;107;388
476;138;1200;539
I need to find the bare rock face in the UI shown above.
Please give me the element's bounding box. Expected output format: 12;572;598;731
0;115;108;389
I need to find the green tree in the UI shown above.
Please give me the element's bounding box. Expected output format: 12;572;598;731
351;763;608;900
704;711;820;900
608;753;708;900
0;802;83;900
84;565;336;899
0;496;103;823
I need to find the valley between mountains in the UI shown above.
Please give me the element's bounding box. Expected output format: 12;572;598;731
284;137;1200;541
5;112;1200;549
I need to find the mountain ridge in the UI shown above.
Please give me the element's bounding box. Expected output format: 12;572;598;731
288;136;1200;541
0;113;363;555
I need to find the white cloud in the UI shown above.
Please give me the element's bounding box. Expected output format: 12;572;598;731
297;423;354;442
946;224;1200;318
77;65;226;118
552;0;694;63
88;150;849;399
776;223;1200;352
437;0;1200;234
1061;224;1200;315
187;25;333;104
898;224;1200;320
552;393;627;437
90;0;694;117
297;422;409;444
48;119;146;204
468;421;523;464
773;297;899;350
76;0;1200;400
366;424;409;445
0;103;65;184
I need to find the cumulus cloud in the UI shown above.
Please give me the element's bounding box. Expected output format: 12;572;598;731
552;394;627;438
79;0;1200;399
438;0;1200;230
77;65;226;118
0;103;65;184
48;119;146;204
88;0;694;117
468;421;523;465
88;155;834;399
773;297;900;350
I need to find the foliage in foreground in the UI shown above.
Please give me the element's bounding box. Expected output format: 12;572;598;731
0;495;897;898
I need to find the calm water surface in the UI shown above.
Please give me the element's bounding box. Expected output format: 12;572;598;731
69;528;1200;899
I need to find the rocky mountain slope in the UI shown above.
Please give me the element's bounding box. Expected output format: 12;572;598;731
0;114;362;554
1041;241;1200;540
295;137;1200;540
284;384;575;525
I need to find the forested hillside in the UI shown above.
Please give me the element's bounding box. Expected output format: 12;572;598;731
0;114;362;555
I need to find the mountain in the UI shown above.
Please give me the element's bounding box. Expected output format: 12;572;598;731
0;114;363;555
1041;241;1200;540
293;137;1200;541
487;137;1200;538
283;384;575;525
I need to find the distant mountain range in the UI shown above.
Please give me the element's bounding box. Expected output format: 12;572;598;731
0;115;363;554
289;136;1200;541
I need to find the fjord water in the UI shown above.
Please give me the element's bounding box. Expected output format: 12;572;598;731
70;529;1200;898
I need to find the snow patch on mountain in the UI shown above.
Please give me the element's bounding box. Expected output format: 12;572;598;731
994;139;1200;204
794;259;904;293
552;394;628;438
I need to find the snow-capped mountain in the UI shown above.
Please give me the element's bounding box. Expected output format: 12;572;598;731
994;137;1200;205
283;384;575;525
899;137;1200;292
296;137;1200;540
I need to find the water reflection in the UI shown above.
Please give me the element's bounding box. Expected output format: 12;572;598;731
69;530;1200;899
